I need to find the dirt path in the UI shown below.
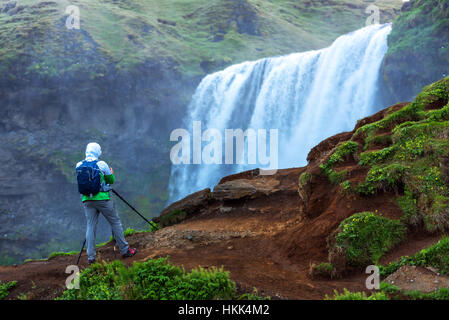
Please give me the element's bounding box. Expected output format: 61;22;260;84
0;166;441;299
0;219;370;300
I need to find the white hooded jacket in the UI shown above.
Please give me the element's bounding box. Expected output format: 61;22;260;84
75;142;112;176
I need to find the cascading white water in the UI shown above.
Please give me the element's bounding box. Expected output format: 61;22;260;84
168;24;392;203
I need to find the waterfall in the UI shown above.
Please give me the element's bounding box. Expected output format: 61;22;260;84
168;23;392;203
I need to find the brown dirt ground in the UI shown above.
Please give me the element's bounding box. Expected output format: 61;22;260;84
0;167;441;300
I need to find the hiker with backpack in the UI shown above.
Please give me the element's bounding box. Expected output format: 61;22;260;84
75;142;137;264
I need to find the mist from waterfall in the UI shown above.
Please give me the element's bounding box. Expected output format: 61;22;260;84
168;23;392;203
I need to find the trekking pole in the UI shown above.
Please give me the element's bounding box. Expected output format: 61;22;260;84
111;189;159;229
76;239;86;265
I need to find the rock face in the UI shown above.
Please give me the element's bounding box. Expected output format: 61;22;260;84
157;188;211;219
382;0;449;101
157;174;284;224
212;179;280;201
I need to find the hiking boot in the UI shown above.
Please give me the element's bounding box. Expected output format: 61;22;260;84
88;259;96;265
122;247;137;258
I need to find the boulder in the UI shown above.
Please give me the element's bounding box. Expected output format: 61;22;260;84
212;178;280;201
384;265;449;293
157;188;211;220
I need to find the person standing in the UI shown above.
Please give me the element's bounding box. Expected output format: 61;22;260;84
75;142;137;264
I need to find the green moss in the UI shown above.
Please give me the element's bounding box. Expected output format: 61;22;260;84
335;212;406;266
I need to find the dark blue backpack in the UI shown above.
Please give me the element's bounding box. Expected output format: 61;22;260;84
76;160;101;196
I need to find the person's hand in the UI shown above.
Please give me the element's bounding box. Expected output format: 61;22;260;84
110;167;114;174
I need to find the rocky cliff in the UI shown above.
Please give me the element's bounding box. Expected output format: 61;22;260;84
158;76;449;279
382;0;449;101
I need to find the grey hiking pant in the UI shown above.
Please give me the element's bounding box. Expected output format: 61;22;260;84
83;200;129;261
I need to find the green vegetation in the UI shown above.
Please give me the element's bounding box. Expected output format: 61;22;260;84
58;257;259;300
320;141;359;178
325;288;389;300
379;281;402;296
237;288;270;300
379;282;449;300
320;83;449;269
382;0;449;100
356;163;407;196
402;288;449;300
359;146;395;166
298;171;312;187
379;237;449;277
335;212;406;266
123;224;159;237
51;150;85;182
0;280;17;300
328;170;347;184
310;262;334;279
159;209;187;227
350;77;449;232
17;293;29;300
47;251;78;259
315;262;334;274
339;180;352;195
326;283;449;300
364;134;392;151
0;0;401;79
123;227;139;237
